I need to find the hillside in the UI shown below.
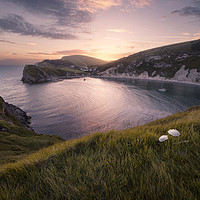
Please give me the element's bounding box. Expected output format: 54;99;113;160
21;62;84;84
1;104;200;199
0;96;64;166
22;55;108;84
99;39;200;83
61;55;108;68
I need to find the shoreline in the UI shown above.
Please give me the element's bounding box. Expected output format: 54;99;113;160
22;72;200;87
96;74;200;86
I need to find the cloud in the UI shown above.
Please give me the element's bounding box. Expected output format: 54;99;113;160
28;52;55;56
193;32;200;39
194;32;200;36
0;14;77;40
104;36;121;40
2;0;153;15
2;0;93;27
0;59;40;66
181;33;190;36
171;1;200;18
127;0;153;8
0;39;16;44
28;49;88;56
78;0;121;12
27;43;37;46
107;29;132;33
0;0;153;39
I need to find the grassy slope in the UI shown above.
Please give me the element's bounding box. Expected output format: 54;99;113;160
25;65;83;78
0;106;200;199
61;55;108;68
99;39;200;72
0;97;64;167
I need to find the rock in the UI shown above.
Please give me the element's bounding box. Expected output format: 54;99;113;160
99;39;200;84
0;127;8;132
4;102;34;131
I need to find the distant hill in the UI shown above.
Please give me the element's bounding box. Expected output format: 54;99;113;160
22;40;200;84
99;39;200;83
61;55;108;68
22;55;108;84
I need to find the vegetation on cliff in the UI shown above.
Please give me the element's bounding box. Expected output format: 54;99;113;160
61;55;108;68
99;39;200;83
0;103;200;199
21;64;84;84
0;96;64;167
22;55;108;84
22;39;200;84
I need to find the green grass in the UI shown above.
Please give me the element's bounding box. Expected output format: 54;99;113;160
61;55;108;68
22;65;84;84
99;39;200;73
0;97;64;167
0;120;64;166
0;106;200;199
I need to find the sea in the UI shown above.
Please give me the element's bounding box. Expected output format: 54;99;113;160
0;65;200;139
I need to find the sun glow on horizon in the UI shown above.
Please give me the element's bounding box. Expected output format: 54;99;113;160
0;0;199;65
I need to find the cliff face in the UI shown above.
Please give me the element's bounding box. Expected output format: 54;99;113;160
0;96;64;166
0;96;33;131
22;63;84;84
99;39;200;83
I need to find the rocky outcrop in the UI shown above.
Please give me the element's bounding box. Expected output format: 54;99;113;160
4;102;33;131
21;57;106;84
22;65;55;84
22;63;84;84
0;96;33;131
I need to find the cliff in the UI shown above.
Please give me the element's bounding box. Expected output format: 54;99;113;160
99;39;200;84
22;55;107;84
21;60;84;84
0;96;64;166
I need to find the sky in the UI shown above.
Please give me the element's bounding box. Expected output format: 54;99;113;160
0;0;200;66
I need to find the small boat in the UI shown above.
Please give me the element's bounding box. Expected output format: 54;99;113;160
158;88;166;92
158;82;166;92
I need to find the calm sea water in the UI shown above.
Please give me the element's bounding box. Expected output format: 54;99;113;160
0;66;200;139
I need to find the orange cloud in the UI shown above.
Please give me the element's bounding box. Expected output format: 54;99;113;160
28;49;88;56
129;0;153;8
181;33;190;36
193;32;200;39
78;0;121;12
79;0;153;12
27;43;37;46
107;29;132;33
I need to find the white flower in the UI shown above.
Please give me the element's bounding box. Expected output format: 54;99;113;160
168;129;180;137
159;135;168;142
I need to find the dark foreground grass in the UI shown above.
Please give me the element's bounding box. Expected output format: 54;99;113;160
0;96;64;167
0;106;200;200
0;120;64;166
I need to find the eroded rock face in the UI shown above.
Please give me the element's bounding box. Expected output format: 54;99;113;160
4;102;34;131
21;65;54;84
103;53;200;83
21;63;84;84
173;65;200;82
0;96;34;131
99;39;200;83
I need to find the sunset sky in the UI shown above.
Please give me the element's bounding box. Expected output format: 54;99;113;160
0;0;200;66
